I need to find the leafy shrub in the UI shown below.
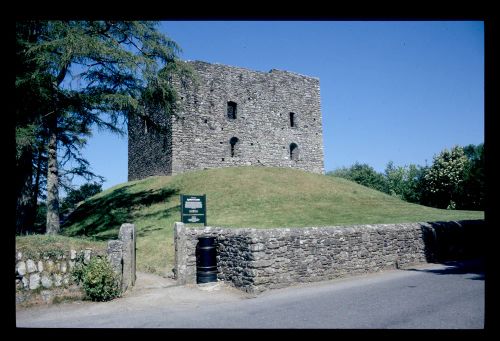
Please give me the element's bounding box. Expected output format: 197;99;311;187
328;162;389;194
71;252;87;284
421;146;468;209
61;182;103;215
72;255;121;301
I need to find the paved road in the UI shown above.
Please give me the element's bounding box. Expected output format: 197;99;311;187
16;259;484;329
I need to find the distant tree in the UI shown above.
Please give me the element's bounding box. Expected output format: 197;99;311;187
457;143;485;210
421;146;469;209
16;21;190;235
61;182;103;214
328;162;389;194
33;203;47;235
384;161;425;203
327;167;350;179
327;144;484;210
384;161;405;199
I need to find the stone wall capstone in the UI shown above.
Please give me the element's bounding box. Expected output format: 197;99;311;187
174;220;485;294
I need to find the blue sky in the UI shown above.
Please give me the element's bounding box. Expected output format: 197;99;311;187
77;21;484;191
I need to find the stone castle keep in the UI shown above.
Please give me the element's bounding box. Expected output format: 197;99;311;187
128;61;325;180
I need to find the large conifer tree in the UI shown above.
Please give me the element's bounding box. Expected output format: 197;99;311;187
16;21;187;234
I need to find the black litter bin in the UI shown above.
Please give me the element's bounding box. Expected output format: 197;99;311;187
196;236;217;283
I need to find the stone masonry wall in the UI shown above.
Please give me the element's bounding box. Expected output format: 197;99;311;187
16;223;136;305
128;106;172;181
128;60;325;180
174;220;484;294
15;248;103;305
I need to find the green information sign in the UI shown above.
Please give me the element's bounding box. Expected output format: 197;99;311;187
180;194;206;225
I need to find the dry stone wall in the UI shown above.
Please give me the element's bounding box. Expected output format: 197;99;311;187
174;220;484;294
16;224;136;305
15;248;102;305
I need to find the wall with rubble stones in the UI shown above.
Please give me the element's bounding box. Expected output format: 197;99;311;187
15;248;102;305
15;224;136;305
174;220;484;293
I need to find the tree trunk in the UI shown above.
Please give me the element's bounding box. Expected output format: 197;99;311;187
45;62;68;235
15;147;34;235
32;142;43;214
30;140;45;231
46;115;60;234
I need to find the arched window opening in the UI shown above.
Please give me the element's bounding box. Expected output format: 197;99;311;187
230;137;239;157
289;112;296;127
227;101;237;119
290;143;299;161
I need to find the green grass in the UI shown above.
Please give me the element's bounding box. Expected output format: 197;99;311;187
59;167;484;276
15;234;107;259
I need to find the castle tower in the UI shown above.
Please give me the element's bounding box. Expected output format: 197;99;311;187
128;61;325;181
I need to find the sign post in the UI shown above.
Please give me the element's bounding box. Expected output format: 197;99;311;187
180;194;207;226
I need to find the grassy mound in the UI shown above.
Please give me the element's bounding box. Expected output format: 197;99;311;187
60;167;484;275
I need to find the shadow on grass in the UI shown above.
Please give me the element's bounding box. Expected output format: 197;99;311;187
404;258;485;281
61;184;180;240
136;225;163;238
138;204;181;221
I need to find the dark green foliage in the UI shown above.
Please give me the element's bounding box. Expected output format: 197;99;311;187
15;21;51;234
33;203;47;234
72;255;121;302
420;146;469;209
417;144;484;210
328;144;484;211
328;162;389;194
61;182;102;214
457;144;485;210
384;162;426;204
70;252;87;284
15;21;188;234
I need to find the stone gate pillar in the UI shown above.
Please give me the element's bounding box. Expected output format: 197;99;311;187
118;223;136;292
